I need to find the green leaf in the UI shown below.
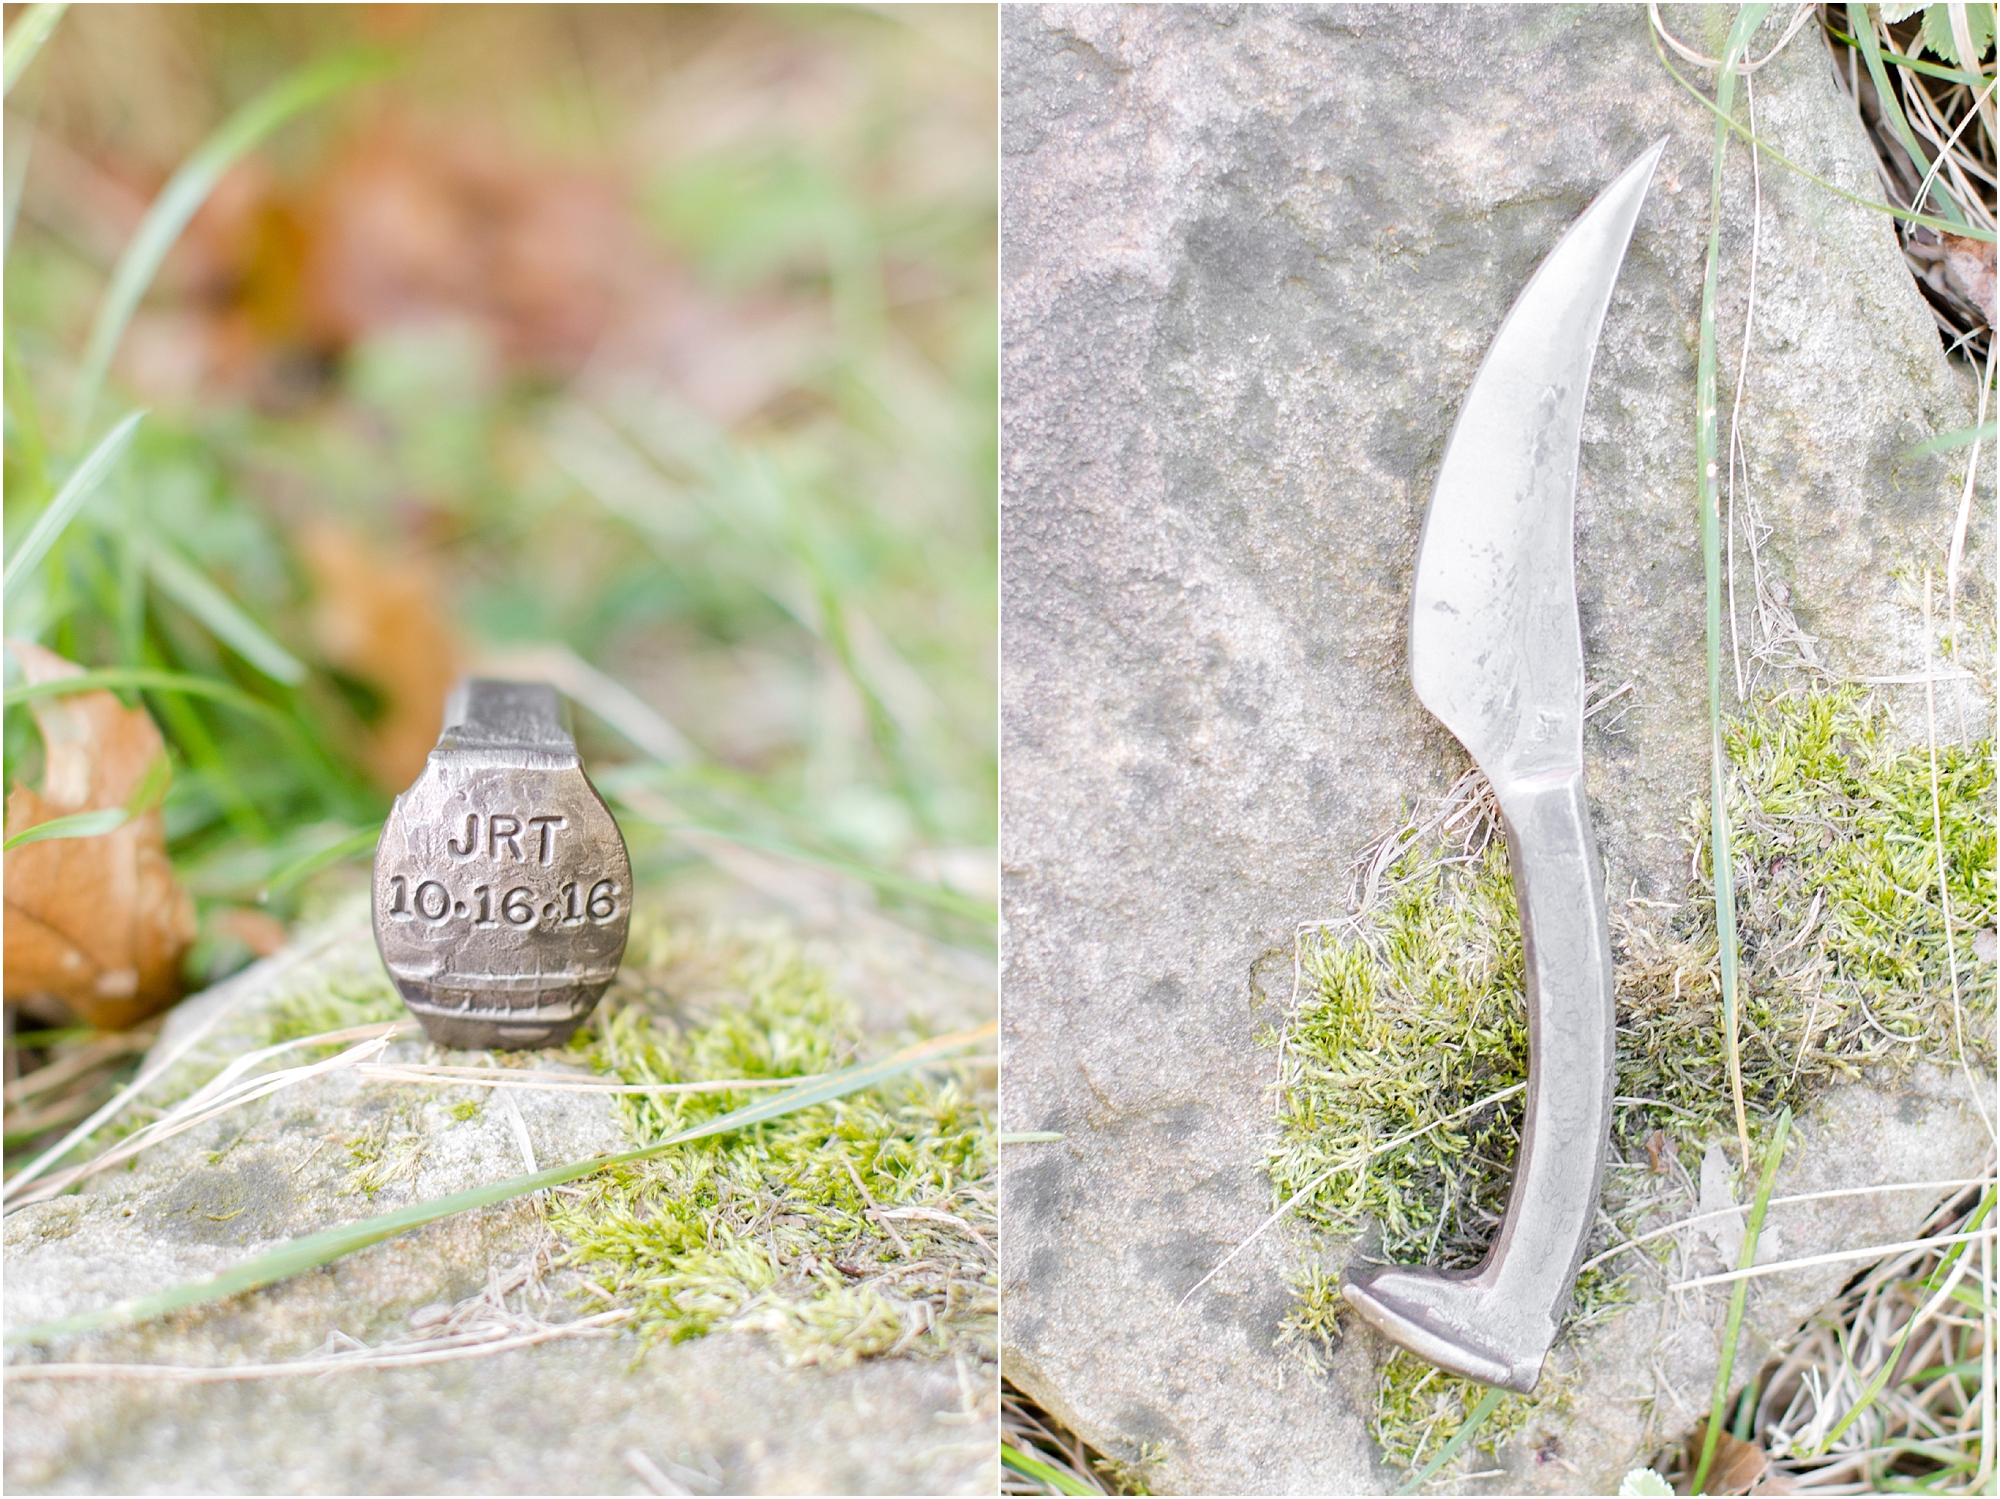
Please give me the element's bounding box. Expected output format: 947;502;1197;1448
1906;421;1996;458
3;667;291;729
1;411;145;599
4;1023;992;1346
67;50;390;437
1395;1383;1506;1495
1;2;66;96
1650;25;1993;242
2;807;127;852
1921;2;1995;65
1847;3;1966;227
1000;1444;1100;1497
1618;1469;1676;1498
1692;1107;1793;1496
143;540;306;685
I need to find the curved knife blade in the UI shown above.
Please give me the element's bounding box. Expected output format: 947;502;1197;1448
1409;138;1665;791
1344;138;1665;1395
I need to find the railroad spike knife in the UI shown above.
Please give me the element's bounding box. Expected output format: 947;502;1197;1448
373;679;631;1051
1341;138;1667;1395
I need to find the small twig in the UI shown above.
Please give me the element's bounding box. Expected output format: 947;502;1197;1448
1580;1175;1993;1273
874;1204;995;1258
842;1154;910;1257
355;1064;803;1095
1672;1227;1992;1292
1;1308;632;1381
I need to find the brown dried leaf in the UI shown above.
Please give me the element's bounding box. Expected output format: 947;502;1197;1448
1685;1422;1793;1497
2;643;196;1030
297;125;639;375
302;522;462;790
1940;233;1997;329
1645;1128;1679;1174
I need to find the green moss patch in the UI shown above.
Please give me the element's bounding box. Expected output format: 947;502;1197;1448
1269;688;1995;1478
547;919;996;1368
260;969;404;1046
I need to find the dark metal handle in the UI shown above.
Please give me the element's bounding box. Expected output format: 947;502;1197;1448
441;680;572;751
1342;770;1614;1393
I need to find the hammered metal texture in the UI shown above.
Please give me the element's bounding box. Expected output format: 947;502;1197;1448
1341;141;1663;1394
372;680;630;1050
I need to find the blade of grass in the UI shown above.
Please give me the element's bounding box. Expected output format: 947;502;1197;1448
1396;1383;1506;1495
141;540;305;685
1692;1105;1792;1496
1904;76;1996;244
607;776;994;925
2;667;351;808
1847;2;1968;226
1699;3;1768;1180
11;662;290;730
1000;1444;1101;1497
1907;421;1997;459
1671;1227;1994;1290
1;807;126;851
1823;21;1993;85
67;50;388;438
1649;23;1997;243
4;1022;994;1345
259;822;382;901
1;2;65;96
1810;1189;1997;1458
1;410;144;598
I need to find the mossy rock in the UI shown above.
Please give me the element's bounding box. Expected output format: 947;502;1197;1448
997;5;1991;1494
4;894;997;1494
1273;689;1993;1490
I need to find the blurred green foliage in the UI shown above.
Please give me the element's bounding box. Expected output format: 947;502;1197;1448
4;4;997;992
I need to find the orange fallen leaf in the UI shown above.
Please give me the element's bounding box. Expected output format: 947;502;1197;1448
297;122;638;376
302;522;461;790
3;642;197;1030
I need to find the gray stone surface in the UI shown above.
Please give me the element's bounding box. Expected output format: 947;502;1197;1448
999;5;1989;1494
6;897;998;1495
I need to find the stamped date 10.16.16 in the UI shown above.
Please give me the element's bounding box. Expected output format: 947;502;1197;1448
383;873;621;930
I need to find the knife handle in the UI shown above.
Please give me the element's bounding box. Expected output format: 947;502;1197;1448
1342;768;1614;1393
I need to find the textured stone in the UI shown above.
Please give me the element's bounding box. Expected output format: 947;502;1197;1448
6;896;998;1495
999;5;1988;1494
